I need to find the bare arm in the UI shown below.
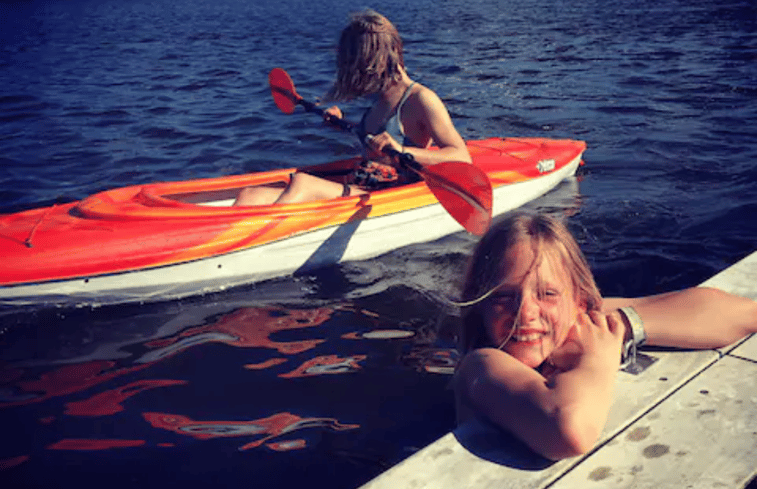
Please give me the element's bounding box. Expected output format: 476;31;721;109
367;86;472;165
602;287;757;349
456;311;625;460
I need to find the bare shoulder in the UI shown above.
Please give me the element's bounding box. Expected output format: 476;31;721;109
457;347;508;373
457;347;545;394
410;84;447;111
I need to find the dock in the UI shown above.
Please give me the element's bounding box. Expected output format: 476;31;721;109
361;250;757;489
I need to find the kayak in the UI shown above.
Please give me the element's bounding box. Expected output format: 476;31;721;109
0;137;585;307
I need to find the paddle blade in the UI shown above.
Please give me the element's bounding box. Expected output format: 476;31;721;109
269;68;300;114
419;162;493;235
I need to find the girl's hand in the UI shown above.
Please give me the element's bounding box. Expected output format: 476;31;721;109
553;311;625;371
323;106;343;123
365;131;403;163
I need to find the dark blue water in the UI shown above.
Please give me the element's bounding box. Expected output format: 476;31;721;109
1;0;756;487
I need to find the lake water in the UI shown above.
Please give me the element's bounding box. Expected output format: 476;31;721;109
1;0;756;487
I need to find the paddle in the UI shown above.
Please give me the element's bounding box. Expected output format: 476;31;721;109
268;68;492;235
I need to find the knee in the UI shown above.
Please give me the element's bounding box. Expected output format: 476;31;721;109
233;186;281;206
233;187;254;206
281;173;313;199
275;172;346;204
287;172;310;188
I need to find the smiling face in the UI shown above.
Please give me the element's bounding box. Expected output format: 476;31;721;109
482;239;585;369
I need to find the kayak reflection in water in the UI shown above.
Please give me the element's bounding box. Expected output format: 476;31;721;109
453;212;757;461
233;9;472;206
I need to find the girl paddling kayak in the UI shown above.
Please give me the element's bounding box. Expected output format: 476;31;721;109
234;9;471;206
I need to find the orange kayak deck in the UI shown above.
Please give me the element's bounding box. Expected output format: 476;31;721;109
0;137;585;306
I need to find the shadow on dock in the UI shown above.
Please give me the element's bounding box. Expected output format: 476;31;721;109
453;418;554;471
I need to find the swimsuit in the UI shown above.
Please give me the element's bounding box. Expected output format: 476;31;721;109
346;83;422;191
357;82;419;152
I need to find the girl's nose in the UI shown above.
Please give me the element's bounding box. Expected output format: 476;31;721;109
518;292;540;323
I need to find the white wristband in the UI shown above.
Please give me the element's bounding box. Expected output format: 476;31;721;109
619;306;646;366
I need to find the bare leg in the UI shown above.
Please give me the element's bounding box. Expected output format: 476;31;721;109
234;173;366;206
274;173;366;204
233;185;286;206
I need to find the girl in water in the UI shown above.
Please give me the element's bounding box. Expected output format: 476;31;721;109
234;9;471;206
454;212;757;460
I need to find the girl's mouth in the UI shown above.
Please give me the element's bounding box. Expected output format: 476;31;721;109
510;330;548;343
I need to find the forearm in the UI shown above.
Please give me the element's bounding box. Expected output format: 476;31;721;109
604;287;757;349
461;334;621;461
541;362;617;458
401;144;472;165
485;364;616;461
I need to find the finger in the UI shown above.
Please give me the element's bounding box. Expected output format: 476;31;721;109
605;311;626;337
373;135;387;149
365;133;384;145
588;310;610;329
567;321;580;340
364;134;382;152
569;313;590;340
325;106;342;118
575;311;592;327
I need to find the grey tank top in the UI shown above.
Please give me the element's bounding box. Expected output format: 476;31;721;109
357;82;419;153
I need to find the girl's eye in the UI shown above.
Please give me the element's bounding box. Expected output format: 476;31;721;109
539;289;560;300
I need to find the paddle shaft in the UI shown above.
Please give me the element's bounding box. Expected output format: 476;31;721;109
293;98;429;174
298;99;354;132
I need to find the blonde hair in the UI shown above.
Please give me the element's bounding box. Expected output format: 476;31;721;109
459;212;602;354
326;9;405;101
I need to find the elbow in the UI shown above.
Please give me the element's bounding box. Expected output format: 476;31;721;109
742;297;757;336
701;287;757;342
556;423;599;460
539;436;595;462
540;410;603;461
451;143;472;164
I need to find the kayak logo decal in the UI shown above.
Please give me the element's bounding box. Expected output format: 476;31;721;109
537;159;556;173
